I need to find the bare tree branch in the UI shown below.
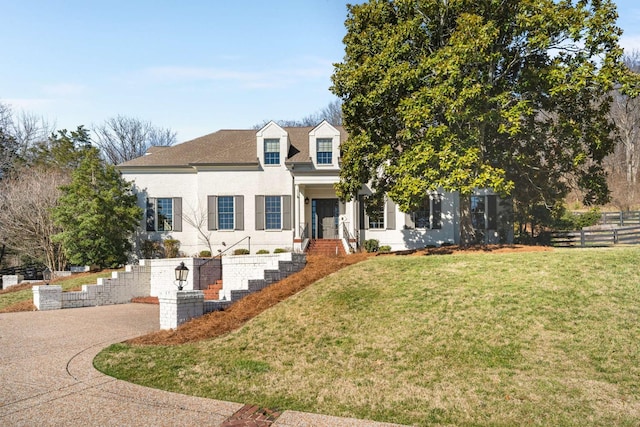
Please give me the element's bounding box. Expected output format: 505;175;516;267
0;167;69;271
607;50;640;210
253;99;343;129
182;204;213;254
93;115;177;164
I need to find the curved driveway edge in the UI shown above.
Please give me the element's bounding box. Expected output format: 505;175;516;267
0;304;242;426
0;304;405;427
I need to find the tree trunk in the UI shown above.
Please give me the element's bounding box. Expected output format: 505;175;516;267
459;196;476;247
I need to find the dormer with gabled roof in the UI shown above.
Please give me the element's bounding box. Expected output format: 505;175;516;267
309;120;341;170
256;121;289;167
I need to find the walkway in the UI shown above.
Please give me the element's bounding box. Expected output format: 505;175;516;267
0;304;403;426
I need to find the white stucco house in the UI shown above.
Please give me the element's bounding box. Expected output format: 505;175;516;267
117;120;512;257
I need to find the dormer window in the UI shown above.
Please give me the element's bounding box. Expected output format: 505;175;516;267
317;138;333;164
264;138;280;165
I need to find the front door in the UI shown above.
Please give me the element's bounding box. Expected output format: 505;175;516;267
313;199;339;239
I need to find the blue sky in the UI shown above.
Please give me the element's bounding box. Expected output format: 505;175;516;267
1;0;639;143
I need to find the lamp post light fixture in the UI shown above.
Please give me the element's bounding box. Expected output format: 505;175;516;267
175;262;189;291
42;267;52;286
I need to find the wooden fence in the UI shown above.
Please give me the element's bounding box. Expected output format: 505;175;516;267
599;211;640;226
551;225;640;248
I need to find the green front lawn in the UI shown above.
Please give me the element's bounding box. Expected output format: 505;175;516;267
95;247;640;426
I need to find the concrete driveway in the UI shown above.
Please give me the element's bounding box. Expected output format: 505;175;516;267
0;304;243;426
0;304;404;427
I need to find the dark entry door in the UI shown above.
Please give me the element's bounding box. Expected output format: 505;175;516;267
313;199;339;239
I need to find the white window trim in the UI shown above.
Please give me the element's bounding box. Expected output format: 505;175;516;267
411;193;442;230
264;138;281;166
316;137;334;166
217;196;235;231
264;195;283;231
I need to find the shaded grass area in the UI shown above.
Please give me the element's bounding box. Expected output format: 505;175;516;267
0;271;117;312
95;248;640;426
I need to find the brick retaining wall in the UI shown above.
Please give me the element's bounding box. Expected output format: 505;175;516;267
32;265;151;311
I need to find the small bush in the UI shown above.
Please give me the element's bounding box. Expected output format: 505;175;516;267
256;249;270;254
364;239;379;253
140;240;163;259
554;207;601;230
273;248;288;254
379;245;391;253
233;248;250;255
163;239;181;258
199;250;212;258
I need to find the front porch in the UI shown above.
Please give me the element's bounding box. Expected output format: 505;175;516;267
292;182;358;254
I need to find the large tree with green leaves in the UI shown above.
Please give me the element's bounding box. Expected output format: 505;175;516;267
53;148;142;268
331;0;638;241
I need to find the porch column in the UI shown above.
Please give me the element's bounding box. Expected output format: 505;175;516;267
294;184;301;239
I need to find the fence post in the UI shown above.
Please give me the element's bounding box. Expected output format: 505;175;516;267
614;229;619;244
620;212;624;226
580;230;585;247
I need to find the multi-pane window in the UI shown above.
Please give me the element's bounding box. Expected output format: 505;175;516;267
471;195;497;229
471;196;486;229
411;194;442;229
264;138;280;165
367;198;385;229
147;198;180;232
156;198;173;231
413;198;431;229
265;196;282;229
316;138;333;164
217;196;234;230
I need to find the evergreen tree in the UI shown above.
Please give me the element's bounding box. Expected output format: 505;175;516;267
53;148;142;268
31;125;92;171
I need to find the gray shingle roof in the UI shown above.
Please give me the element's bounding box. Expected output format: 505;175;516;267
118;125;347;168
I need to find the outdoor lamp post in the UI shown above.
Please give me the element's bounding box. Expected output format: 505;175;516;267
175;262;189;290
42;267;51;286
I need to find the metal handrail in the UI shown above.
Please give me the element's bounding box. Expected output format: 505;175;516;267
342;221;359;253
299;223;309;239
217;236;251;257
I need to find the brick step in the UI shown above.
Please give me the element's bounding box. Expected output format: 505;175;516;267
306;239;346;256
203;282;223;300
203;290;220;300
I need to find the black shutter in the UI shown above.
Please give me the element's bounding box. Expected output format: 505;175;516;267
432;195;442;229
359;195;368;230
487;195;497;229
146;198;156;231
